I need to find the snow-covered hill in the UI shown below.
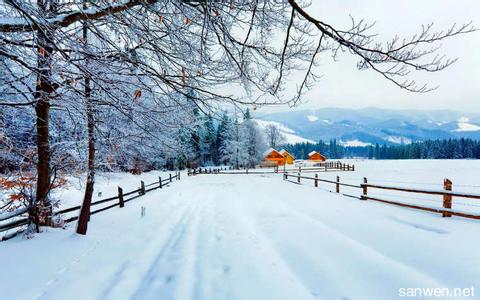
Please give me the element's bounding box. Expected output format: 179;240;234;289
256;108;480;145
453;117;480;132
254;119;314;144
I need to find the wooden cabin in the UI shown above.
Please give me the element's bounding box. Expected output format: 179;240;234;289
262;148;285;166
308;151;326;161
279;149;295;165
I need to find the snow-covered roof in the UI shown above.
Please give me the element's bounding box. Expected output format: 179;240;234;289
308;151;319;156
263;148;280;157
280;149;294;158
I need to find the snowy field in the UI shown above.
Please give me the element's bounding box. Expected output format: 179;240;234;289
306;159;480;216
53;170;177;209
1;160;480;300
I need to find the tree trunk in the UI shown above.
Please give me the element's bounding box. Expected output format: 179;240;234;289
76;77;94;235
32;0;57;228
77;10;95;235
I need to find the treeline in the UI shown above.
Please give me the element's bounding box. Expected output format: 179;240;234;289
175;108;266;169
0;107;266;173
283;140;353;159
367;138;480;159
284;138;480;160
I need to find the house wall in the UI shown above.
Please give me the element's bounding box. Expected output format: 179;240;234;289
309;153;326;161
284;155;294;164
265;152;285;166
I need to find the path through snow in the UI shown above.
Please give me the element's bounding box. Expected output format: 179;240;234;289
1;173;479;300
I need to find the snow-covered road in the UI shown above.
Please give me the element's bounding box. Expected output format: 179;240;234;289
2;173;479;300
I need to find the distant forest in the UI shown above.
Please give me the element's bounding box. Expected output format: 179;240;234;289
284;138;480;160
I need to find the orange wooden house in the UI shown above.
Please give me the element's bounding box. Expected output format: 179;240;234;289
308;151;326;161
262;148;285;166
279;149;295;165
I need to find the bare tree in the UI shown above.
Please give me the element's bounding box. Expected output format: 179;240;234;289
76;1;94;235
265;124;285;149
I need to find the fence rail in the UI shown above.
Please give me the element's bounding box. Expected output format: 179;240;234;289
188;161;355;176
284;172;480;220
0;172;182;241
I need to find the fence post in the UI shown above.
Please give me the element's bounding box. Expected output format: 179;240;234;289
178;171;181;180
325;163;327;172
352;165;355;172
336;176;340;193
297;172;301;183
314;173;318;187
170;173;172;182
140;181;146;195
361;177;368;200
443;178;452;217
246;168;249;174
159;177;162;188
118;186;124;208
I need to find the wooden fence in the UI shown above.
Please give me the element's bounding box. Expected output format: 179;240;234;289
284;172;480;220
188;161;355;176
0;172;181;241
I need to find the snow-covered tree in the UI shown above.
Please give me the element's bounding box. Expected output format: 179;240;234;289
242;109;267;168
200;114;216;166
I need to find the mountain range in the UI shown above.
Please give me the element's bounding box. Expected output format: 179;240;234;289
254;108;480;146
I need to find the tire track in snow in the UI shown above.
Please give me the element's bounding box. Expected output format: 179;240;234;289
95;201;193;299
247;181;451;298
31;187;194;300
218;181;318;300
130;200;201;300
98;186;203;300
164;177;317;300
190;189;234;300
